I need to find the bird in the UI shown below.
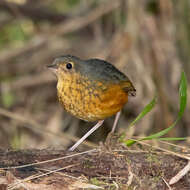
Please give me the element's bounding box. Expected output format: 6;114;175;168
47;55;136;151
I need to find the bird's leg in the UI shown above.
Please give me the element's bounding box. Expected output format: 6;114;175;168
69;120;104;151
111;111;121;133
104;111;121;149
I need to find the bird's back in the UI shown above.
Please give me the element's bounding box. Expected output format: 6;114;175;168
80;58;136;96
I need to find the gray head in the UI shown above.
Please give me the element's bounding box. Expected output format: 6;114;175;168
47;55;129;83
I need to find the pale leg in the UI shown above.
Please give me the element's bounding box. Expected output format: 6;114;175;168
111;111;121;133
69;120;104;151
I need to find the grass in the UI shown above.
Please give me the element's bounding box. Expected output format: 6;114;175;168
124;71;187;146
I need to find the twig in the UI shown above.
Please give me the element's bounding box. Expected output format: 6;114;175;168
8;71;55;90
125;138;190;160
8;164;78;190
169;160;190;185
0;36;46;64
54;0;121;36
162;177;172;190
0;149;97;170
0;0;67;23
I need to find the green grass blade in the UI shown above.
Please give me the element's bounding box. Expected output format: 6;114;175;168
125;71;187;146
142;71;187;140
124;139;137;146
125;137;187;146
178;71;187;118
128;96;157;128
141;123;176;140
157;137;187;141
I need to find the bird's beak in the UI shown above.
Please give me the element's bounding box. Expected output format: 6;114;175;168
47;62;58;75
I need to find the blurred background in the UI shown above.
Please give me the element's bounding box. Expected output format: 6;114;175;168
0;0;189;150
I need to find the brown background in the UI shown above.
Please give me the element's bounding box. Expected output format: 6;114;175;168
0;0;189;150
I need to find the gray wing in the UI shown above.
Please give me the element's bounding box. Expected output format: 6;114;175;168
80;58;136;96
82;59;128;83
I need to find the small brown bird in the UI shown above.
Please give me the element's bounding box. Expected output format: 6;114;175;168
48;55;136;151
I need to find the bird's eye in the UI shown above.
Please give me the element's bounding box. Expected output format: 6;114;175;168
66;62;73;69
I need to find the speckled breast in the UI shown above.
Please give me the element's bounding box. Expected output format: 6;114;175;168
57;73;128;122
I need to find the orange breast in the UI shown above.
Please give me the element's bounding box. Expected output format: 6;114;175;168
87;83;128;121
57;73;128;122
